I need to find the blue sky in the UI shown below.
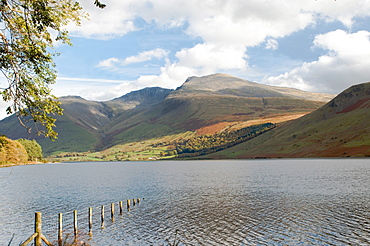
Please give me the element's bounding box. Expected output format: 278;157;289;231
2;0;370;119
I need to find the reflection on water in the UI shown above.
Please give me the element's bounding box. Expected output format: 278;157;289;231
0;159;369;245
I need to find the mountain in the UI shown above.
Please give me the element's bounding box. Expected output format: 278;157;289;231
0;74;333;155
173;73;333;101
205;82;370;158
99;74;330;148
105;87;173;113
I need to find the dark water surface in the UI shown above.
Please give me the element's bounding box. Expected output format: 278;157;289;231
0;159;369;245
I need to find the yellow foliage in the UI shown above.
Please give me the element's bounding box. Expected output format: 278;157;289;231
0;136;28;165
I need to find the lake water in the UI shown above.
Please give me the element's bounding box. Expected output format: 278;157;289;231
0;159;370;245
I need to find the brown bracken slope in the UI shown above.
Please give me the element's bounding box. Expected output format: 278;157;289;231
206;82;370;158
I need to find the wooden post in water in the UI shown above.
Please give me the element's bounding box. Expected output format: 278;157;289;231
101;205;105;228
127;199;131;210
73;210;78;237
35;212;42;246
133;198;136;206
111;203;115;221
137;198;141;204
20;213;52;246
88;207;93;234
58;213;63;246
119;201;123;214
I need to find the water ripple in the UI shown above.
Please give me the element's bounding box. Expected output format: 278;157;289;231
1;160;370;245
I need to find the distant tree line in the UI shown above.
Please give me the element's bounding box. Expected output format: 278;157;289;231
160;150;178;157
0;136;43;166
173;123;275;158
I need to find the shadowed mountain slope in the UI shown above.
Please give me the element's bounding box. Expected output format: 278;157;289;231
105;87;173;113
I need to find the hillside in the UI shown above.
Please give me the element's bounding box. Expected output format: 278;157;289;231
101;74;331;148
205;82;370;158
0;74;333;155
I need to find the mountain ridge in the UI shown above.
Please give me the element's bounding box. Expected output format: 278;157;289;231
173;73;334;102
0;73;334;155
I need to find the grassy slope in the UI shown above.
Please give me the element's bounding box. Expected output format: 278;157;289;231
59;96;112;132
49;131;195;162
38;115;100;155
111;122;184;145
205;83;370;158
0;114;34;139
0;113;100;156
50;95;324;161
0;97;106;155
102;96;325;148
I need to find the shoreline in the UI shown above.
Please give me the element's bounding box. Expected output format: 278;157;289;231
0;161;44;168
2;156;369;168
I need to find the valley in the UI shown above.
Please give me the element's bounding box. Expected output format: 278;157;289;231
6;73;365;162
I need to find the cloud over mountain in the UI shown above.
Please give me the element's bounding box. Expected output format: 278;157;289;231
51;1;370;105
264;30;370;93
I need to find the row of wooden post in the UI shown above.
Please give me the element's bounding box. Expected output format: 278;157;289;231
21;199;142;246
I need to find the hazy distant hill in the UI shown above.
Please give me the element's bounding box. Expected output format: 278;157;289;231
206;82;370;158
0;74;333;155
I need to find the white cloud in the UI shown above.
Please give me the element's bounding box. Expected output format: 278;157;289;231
81;58;201;101
265;39;278;50
104;59;198;98
68;0;370;43
94;42;249;95
96;58;120;70
176;43;248;72
136;59;197;88
102;43;249;96
0;100;11;121
307;0;370;27
264;30;370;93
53;77;132;101
123;48;169;65
97;48;169;70
5;1;369;122
186;1;314;47
67;1;139;39
57;77;125;84
49;0;370;103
